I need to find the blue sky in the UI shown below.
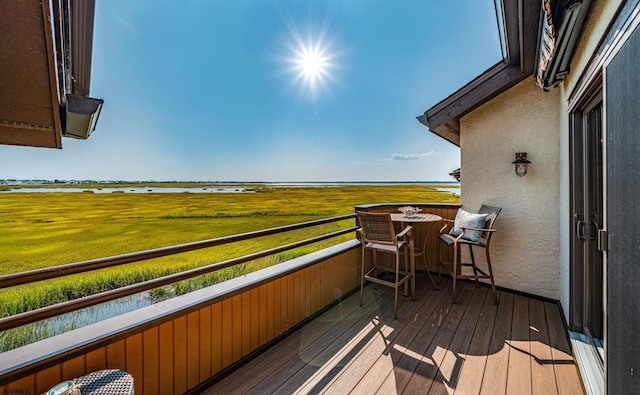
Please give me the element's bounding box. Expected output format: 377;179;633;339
2;0;501;182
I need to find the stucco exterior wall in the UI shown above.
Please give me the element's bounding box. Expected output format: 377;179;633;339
556;0;623;319
459;78;561;299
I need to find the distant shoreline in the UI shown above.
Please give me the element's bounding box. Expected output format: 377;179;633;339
1;181;461;194
0;178;459;185
1;180;460;186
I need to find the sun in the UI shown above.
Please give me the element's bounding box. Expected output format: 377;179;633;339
287;39;336;98
296;46;329;82
277;18;344;100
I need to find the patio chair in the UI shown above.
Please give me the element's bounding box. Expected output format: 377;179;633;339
357;211;414;318
437;205;501;304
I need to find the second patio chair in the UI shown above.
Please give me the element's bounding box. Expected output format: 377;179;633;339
357;211;415;319
437;205;501;304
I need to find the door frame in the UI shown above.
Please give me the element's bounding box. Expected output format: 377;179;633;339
568;82;602;334
567;1;640;392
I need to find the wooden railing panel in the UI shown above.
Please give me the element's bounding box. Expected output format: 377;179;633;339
86;347;107;374
36;366;60;394
186;311;200;389
62;356;84;386
198;306;211;382
231;294;243;362
250;288;259;351
0;243;361;394
143;327;160;395
265;281;275;341
106;340;125;371
278;276;288;334
173;315;188;394
210;303;222;376
241;292;251;357
4;376;32;394
158;321;174;394
126;334;144;393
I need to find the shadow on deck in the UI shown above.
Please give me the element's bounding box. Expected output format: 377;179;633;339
204;274;584;394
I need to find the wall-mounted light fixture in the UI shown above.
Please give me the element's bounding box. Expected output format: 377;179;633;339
512;152;531;177
63;95;104;140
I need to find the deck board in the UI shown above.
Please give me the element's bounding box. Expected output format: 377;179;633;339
545;302;586;395
212;286;389;394
202;275;584;395
427;287;488;395
480;292;514;395
401;284;476;393
319;282;439;394
529;298;559;394
350;280;453;394
506;294;532;395
453;289;499;394
377;280;461;393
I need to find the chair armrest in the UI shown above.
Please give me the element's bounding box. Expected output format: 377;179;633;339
396;225;413;239
459;226;496;232
439;219;454;234
451;227;496;242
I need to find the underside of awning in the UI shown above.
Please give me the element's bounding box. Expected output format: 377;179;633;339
0;0;102;149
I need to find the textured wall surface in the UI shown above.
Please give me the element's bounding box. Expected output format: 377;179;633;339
459;78;561;299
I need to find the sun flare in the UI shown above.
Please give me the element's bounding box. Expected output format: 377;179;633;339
296;47;329;81
278;18;344;99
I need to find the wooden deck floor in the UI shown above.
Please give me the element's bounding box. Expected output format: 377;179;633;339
203;274;584;394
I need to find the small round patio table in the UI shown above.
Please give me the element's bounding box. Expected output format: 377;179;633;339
390;213;443;292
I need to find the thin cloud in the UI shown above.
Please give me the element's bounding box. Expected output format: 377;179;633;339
115;15;140;35
391;153;420;161
390;151;441;161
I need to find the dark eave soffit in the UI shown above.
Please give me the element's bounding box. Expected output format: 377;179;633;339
0;1;62;148
418;0;542;146
0;0;99;149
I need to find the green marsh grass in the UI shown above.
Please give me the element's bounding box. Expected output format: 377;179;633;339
0;184;459;350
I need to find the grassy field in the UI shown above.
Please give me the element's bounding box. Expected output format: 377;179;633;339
0;183;459;350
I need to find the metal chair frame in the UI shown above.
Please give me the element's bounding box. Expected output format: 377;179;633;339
357;211;415;318
437;205;501;304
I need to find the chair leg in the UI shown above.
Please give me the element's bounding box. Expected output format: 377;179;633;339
360;246;366;307
469;244;479;287
486;247;499;305
372;250;378;279
409;244;416;300
452;242;459;304
437;240;443;287
403;246;409;297
394;253;400;319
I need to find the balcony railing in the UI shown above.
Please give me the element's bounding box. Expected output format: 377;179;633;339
0;203;459;394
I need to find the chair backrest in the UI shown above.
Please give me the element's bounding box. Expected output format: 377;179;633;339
356;211;396;246
478;204;502;240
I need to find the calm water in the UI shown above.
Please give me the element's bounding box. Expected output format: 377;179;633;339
1;186;249;193
1;182;459;194
45;293;153;333
436;187;460;195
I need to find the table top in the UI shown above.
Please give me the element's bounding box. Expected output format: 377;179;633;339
390;213;443;223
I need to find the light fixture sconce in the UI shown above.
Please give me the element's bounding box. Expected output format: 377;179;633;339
512;152;531;177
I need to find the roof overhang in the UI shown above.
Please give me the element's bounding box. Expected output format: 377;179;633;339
535;0;592;89
0;0;102;149
417;0;542;146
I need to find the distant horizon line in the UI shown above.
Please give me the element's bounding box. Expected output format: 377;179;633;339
1;179;460;184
